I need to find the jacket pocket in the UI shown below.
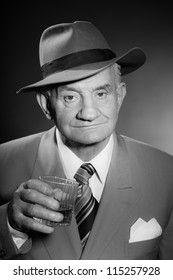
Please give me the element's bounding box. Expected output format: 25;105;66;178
125;236;161;259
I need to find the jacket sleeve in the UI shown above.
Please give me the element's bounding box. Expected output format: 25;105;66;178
0;203;32;259
0;203;18;259
0;133;42;259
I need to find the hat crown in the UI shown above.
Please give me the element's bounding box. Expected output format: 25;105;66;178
17;21;146;93
39;21;111;67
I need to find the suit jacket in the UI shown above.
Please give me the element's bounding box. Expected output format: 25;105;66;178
0;127;173;260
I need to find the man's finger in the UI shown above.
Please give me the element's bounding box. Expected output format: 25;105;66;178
21;188;60;211
23;179;54;196
24;203;64;222
20;214;55;234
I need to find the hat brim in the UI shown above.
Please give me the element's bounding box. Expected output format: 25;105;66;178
17;47;146;93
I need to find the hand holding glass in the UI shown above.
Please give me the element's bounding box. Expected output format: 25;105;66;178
37;176;79;226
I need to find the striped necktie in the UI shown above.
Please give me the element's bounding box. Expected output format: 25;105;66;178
74;163;99;248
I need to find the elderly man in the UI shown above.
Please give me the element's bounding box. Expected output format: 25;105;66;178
0;21;173;260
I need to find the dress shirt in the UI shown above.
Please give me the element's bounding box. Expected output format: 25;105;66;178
9;129;115;249
56;129;114;202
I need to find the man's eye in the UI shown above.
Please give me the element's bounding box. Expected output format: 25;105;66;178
64;95;77;103
96;91;107;98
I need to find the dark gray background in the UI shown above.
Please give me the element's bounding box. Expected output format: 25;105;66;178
1;2;173;155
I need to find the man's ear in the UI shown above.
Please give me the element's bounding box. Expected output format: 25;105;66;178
116;82;126;112
36;93;52;120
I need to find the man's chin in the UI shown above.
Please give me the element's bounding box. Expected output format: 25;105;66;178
70;134;110;147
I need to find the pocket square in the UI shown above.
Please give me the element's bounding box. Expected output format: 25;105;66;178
129;218;162;243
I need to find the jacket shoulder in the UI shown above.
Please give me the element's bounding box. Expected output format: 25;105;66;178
0;132;44;153
122;135;173;159
121;134;173;177
0;131;45;203
0;131;46;172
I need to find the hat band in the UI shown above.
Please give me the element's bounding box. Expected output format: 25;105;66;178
41;48;116;78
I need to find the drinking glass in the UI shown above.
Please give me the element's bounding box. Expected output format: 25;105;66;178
36;175;79;226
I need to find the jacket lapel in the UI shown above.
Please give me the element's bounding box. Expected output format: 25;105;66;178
81;133;141;259
31;127;82;259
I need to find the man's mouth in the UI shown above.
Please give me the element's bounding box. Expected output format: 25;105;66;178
72;123;107;128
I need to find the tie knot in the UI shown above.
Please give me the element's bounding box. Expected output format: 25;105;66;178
74;163;95;185
81;163;95;176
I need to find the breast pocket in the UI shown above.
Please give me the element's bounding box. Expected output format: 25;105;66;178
125;236;161;259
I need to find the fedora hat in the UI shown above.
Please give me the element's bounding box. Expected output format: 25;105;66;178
18;21;146;93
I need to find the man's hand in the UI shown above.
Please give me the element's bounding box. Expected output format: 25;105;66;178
7;179;64;234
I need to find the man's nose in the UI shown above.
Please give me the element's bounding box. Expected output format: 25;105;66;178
76;97;100;121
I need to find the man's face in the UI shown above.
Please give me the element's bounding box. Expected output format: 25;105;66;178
47;66;125;147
